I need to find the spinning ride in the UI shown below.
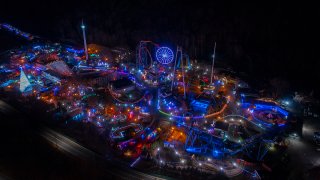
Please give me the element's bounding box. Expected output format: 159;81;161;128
156;47;174;64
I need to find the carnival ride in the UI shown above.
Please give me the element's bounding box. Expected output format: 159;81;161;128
136;42;276;161
0;26;291;170
136;41;159;69
110;123;143;141
156;47;174;64
242;101;289;128
183;114;284;161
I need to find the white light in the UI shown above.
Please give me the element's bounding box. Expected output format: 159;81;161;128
198;163;202;166
220;167;224;170
181;159;185;163
157;148;160;151
233;162;237;167
207;158;212;162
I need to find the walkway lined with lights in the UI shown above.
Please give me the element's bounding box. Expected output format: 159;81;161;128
158;103;228;120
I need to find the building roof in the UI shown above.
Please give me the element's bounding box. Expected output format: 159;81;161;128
110;77;134;90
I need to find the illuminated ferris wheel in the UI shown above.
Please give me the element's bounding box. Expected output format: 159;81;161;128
156;47;174;64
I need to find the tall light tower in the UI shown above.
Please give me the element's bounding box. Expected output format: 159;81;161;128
210;42;216;84
81;20;89;62
171;46;179;92
180;47;186;99
171;46;186;99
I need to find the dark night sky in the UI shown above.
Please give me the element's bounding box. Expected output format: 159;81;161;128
1;0;319;97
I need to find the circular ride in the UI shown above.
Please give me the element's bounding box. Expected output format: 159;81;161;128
135;41;175;86
156;47;174;64
250;104;288;128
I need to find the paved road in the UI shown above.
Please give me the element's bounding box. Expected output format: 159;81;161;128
41;127;167;180
283;118;320;178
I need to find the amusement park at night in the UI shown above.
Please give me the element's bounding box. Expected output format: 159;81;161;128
0;1;319;180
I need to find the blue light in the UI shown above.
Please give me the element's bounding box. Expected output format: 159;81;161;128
66;47;84;54
284;101;290;105
156;47;174;64
191;100;210;111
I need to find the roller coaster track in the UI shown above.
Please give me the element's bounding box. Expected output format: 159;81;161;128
182;113;277;160
108;87;145;104
158;102;228;120
136;40;159;69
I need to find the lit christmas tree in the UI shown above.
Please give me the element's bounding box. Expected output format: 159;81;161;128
19;69;32;92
